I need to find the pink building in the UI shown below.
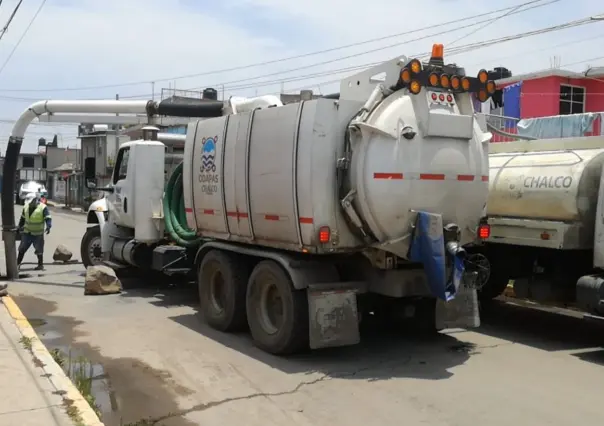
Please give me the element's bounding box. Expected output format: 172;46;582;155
496;68;604;117
484;68;604;141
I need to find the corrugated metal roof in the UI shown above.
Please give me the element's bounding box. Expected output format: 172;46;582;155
496;68;604;85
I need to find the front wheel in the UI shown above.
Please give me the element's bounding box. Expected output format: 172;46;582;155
80;226;103;268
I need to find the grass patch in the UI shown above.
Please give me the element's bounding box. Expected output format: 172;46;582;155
51;348;102;418
64;400;86;426
19;335;34;351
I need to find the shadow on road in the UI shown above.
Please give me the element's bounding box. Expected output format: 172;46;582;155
118;279;475;382
476;300;604;359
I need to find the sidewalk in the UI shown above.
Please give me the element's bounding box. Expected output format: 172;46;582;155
45;200;85;214
0;294;104;426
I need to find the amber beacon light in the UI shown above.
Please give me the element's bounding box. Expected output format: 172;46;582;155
396;43;497;101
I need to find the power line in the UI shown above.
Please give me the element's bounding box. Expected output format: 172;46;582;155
1;15;598;104
0;0;24;42
0;0;557;93
261;54;604;98
447;1;535;46
0;15;600;106
175;14;604;94
184;1;559;92
0;0;47;78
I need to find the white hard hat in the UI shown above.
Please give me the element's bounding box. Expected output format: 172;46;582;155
24;193;36;203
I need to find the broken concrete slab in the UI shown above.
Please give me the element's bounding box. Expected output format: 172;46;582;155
84;265;122;295
52;244;73;263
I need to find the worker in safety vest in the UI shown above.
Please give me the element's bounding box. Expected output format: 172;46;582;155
17;192;52;270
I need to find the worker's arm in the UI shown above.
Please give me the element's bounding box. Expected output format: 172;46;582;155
17;208;25;229
43;206;52;232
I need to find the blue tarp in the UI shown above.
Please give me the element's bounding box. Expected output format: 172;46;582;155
503;82;522;119
517;113;599;138
408;211;466;301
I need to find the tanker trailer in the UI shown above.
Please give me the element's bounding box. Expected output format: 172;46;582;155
472;136;604;322
96;44;495;354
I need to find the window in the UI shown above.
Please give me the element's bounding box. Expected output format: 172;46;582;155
112;147;130;184
22;155;34;168
559;84;585;115
42;157;47;169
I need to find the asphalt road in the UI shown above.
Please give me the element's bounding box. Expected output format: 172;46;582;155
1;203;604;426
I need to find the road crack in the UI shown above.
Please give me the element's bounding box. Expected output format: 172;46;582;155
137;365;382;425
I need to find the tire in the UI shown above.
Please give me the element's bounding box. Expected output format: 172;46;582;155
246;260;308;355
80;226;103;268
198;250;249;332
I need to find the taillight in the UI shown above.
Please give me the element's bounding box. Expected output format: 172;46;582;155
478;224;490;239
318;226;330;243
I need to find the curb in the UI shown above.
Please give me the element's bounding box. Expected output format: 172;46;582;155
1;295;105;426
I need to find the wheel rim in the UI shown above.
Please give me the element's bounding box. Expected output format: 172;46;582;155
209;269;227;314
257;274;284;335
88;237;103;265
464;253;491;290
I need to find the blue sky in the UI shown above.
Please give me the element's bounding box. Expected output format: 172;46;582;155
0;0;603;153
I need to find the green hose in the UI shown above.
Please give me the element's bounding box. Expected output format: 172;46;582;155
163;162;203;248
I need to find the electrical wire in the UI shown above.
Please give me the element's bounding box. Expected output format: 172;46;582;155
185;1;560;92
0;13;600;104
118;15;604;99
0;0;47;78
0;0;557;92
0;0;23;41
260;54;604;98
447;0;539;46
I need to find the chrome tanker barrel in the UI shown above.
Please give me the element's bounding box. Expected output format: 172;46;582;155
487;137;604;249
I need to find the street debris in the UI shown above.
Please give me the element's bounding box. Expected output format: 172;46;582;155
53;244;73;262
84;265;122;295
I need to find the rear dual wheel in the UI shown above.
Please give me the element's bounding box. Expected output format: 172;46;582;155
198;251;308;354
246;261;308;355
198;250;248;332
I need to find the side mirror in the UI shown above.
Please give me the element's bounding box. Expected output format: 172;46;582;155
86;178;97;189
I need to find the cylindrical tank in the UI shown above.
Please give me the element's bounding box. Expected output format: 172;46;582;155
183;90;489;258
487;147;604;223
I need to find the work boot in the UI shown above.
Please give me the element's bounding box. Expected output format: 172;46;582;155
35;255;44;271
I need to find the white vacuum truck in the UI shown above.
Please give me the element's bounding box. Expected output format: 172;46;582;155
472;136;604;322
83;44;495;354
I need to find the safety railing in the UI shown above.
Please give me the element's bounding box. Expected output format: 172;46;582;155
477;112;604;142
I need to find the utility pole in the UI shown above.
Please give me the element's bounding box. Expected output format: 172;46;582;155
151;81;155;101
115;94;119;132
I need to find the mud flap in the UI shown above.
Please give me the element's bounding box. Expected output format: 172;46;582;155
408;211;480;329
435;284;481;329
307;283;360;349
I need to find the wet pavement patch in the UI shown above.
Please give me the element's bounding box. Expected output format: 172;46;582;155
12;295;197;426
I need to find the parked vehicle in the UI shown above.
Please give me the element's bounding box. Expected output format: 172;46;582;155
471;136;604;323
82;45;496;354
15;180;47;205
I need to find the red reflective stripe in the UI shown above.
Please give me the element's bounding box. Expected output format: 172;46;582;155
299;217;313;224
482;175;489;182
457;175;475;181
203;209;215;215
227;211;248;218
185;207;193;213
419;173;445;180
264;214;279;221
374;172;403;179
